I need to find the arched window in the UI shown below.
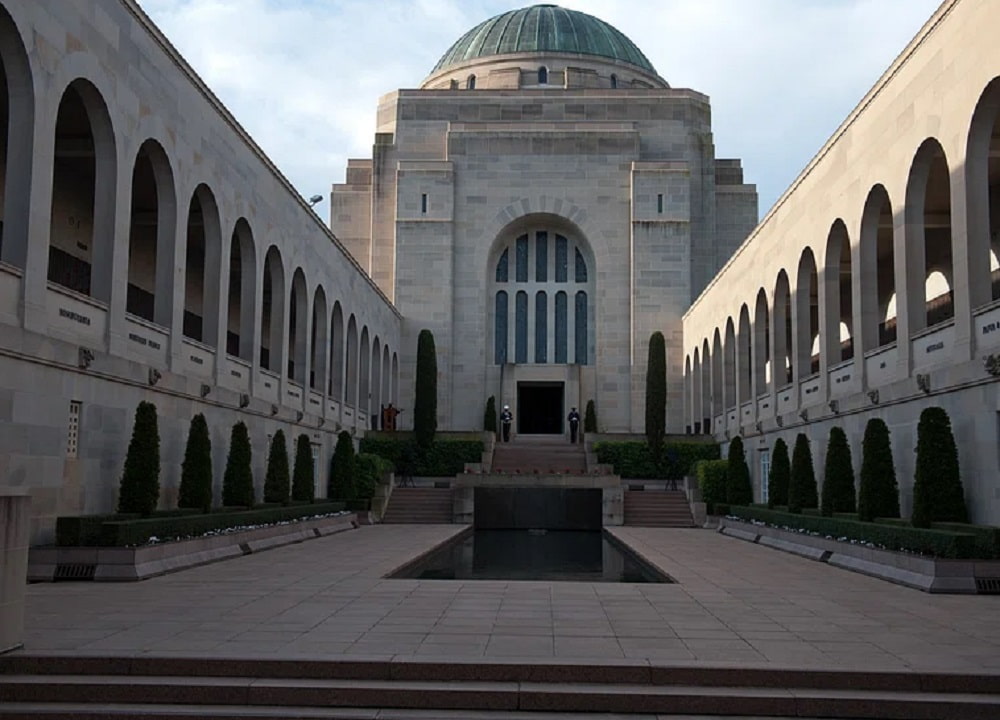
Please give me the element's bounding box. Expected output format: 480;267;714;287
538;66;548;84
610;74;618;89
495;248;508;282
575;291;588;364
555;291;567;362
515;291;528;363
495;291;508;364
467;74;476;90
535;291;547;362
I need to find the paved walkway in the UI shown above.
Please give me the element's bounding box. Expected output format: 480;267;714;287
17;525;1000;671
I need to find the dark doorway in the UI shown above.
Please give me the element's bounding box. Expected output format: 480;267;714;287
517;381;563;434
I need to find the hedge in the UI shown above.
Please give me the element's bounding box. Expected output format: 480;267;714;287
358;437;484;476
97;501;347;547
695;459;728;514
878;517;1000;559
56;506;252;547
594;441;720;479
355;452;394;501
725;505;978;559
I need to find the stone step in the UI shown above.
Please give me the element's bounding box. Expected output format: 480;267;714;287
382;488;453;524
624;490;694;527
1;674;998;718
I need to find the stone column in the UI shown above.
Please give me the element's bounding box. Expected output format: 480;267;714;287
0;488;30;654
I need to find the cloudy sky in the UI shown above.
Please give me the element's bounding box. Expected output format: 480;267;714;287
137;0;941;219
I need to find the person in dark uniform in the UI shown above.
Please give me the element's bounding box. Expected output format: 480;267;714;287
567;406;581;444
500;404;513;442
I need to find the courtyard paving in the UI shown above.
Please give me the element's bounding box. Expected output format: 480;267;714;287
16;525;1000;672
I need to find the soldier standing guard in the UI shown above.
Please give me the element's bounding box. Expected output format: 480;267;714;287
567;406;581;444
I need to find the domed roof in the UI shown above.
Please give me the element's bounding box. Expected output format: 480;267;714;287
431;4;656;75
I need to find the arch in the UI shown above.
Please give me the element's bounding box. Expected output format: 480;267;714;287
701;338;712;431
381;344;391;416
723;318;736;412
712;328;724;419
391;351;399;406
126;139;176;327
260;246;285;373
467;74;476;89
685;354;692;431
345;314;358;408
0;6;35;268
359;326;371;424
183;184;223;346
753;288;770;393
737;304;752;403
691;348;702;433
226;218;256;360
538;66;548;84
310;286;328;390
859;185;896;348
287;268;308;381
47;78;117;302
795;248;819;377
773;270;793;386
371;336;382;421
965;76;1000;306
610;73;618;89
905;137;955;331
329;301;344;399
823;219;853;365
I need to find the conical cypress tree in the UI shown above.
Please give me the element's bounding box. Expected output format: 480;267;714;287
178;413;212;512
328;430;356;500
484;396;497;434
291;433;315;502
645;331;666;460
263;429;291;504
118;401;161;516
788;433;818;514
821;426;856;516
222;421;254;507
767;438;790;509
414;329;438;449
726;435;753;505
857;418;900;522
584;400;597;434
912;406;967;528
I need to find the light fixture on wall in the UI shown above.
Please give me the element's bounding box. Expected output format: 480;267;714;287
307;194;323;208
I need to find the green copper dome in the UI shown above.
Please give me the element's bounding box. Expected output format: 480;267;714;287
432;4;656;75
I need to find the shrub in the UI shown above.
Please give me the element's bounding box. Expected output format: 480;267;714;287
178;413;212;513
725;505;977;559
484;395;497;434
358;436;484;476
118;401;161;516
645;331;666;459
726;436;753;505
857;418;900;522
912;406;967;528
788;433;818;514
584;400;597;434
767;438;790;509
329;430;356;500
414;328;438;449
222;421;254;508
594;441;720;479
292;433;315;502
263;430;291;504
355;453;394;502
821;426;856;517
696;459;729;514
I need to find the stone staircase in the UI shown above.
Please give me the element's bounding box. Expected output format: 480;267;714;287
624;489;695;527
2;655;999;718
492;436;587;474
381;487;452;524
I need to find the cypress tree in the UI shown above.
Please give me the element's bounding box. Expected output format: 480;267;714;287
857;418;900;522
118;401;161;516
726;435;753;505
483;395;497;434
222;421;254;507
263;429;291;504
788;433;818;514
767;437;790;509
645;331;666;460
821;426;856;516
414;329;438;449
178;413;213;513
912;406;967;528
584;400;597;434
291;433;315;502
329;430;356;500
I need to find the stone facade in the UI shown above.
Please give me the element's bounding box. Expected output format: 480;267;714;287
333;43;756;435
681;0;1000;526
0;1;401;543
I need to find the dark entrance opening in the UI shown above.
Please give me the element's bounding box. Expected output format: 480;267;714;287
517;381;563;434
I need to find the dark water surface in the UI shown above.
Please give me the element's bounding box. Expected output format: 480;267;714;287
393;530;672;583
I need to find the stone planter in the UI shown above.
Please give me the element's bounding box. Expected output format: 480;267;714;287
29;512;356;583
